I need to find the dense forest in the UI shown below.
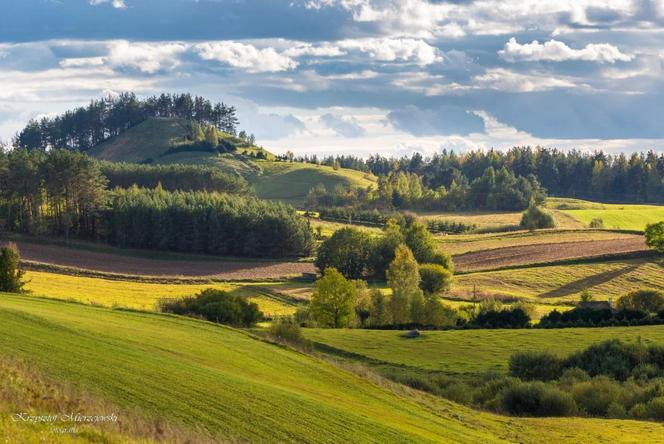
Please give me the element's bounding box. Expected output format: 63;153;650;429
0;149;312;257
296;147;664;204
99;162;251;194
13;92;241;152
306;166;546;212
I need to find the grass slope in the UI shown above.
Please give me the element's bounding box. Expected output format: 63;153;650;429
453;257;664;303
548;198;664;231
306;326;664;375
1;295;663;443
23;271;298;316
418;209;584;231
251;161;376;206
438;229;640;255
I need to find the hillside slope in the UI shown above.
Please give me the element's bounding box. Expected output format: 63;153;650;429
87;117;376;205
1;295;663;443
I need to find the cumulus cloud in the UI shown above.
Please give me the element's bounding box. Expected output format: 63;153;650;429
320;113;366;137
473;68;580;92
339;38;441;65
195;42;298;73
499;38;633;64
89;0;126;9
106;41;187;73
283;43;346;58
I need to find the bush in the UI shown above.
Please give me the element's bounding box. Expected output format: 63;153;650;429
616;289;664;314
520;200;555;230
629;403;648;419
473;308;530;328
566;339;641;381
571;376;621;415
0;243;25;293
269;317;305;346
501;381;575;416
419;263;453;295
160;289;262;327
607;402;627;418
645;221;664;253
589;218;604;229
647;396;664;420
509;351;564;381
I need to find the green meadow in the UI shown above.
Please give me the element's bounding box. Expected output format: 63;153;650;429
2;294;664;443
548;198;664;231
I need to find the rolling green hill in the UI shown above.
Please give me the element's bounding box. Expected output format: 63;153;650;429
547;198;664;231
88;117;375;206
2;294;663;443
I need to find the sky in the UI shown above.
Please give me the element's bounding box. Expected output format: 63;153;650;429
1;0;664;157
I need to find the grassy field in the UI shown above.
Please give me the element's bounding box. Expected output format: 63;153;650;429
251;161;376;206
2;294;663;443
453;257;664;303
306;325;664;375
418;209;584;231
548;197;664;230
437;229;640;255
23;271;299;316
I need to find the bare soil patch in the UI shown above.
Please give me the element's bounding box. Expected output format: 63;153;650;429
453;237;648;272
13;241;315;279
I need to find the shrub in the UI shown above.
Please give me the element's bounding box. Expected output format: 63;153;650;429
565;340;640;381
509;351;564;381
474;308;530;328
501;381;575;417
589;218;604;229
647;397;664;420
559;367;590;386
571;376;621;416
645;221;664;253
607;402;627;418
160;289;262;327
616;289;664;314
0;243;25;293
629;403;648;419
419;263;453;295
520;200;555;230
269;317;305;346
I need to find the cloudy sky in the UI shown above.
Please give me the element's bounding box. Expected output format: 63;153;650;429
1;0;664;156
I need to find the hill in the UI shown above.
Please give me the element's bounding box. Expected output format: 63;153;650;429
547;198;664;231
88;117;376;205
2;294;664;443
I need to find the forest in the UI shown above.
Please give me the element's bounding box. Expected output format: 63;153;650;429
13;92;240;152
0;149;312;258
297;147;664;204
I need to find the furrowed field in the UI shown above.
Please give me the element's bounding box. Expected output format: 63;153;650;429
2;294;664;443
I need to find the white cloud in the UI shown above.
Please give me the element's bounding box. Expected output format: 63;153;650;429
499;38;633;63
106;41;187;73
89;0;127;9
339;38;441;65
473;68;580;92
283;43;346;57
195;42;298;73
320;113;366;137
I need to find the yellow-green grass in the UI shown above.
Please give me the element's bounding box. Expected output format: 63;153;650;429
309;218;382;238
305;325;664;376
438;297;572;321
24;271;297;316
548;197;664;231
251;161;376;206
437;229;639;255
418;209;584;230
453;258;664;303
2;294;663;443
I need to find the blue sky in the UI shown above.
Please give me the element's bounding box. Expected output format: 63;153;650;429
1;0;664;156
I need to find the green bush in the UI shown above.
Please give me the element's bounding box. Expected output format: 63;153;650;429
616;289;664;314
501;381;575;417
589;218;604;229
646;396;664;420
509;351;564;381
0;243;25;293
606;402;627;418
419;263;453;295
571;376;621;416
645;221;664;253
629;403;648;419
269;317;305;345
520;200;555;230
160;289;262;327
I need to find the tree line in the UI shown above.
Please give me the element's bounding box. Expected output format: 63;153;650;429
99;161;252;194
297;147;664;203
0;149;313;258
14;92;240;152
307;166;546;212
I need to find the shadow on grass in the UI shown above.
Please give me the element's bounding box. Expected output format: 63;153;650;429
539;264;640;298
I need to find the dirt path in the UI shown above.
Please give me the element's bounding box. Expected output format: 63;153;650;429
13;241;315;279
453;237;648;273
